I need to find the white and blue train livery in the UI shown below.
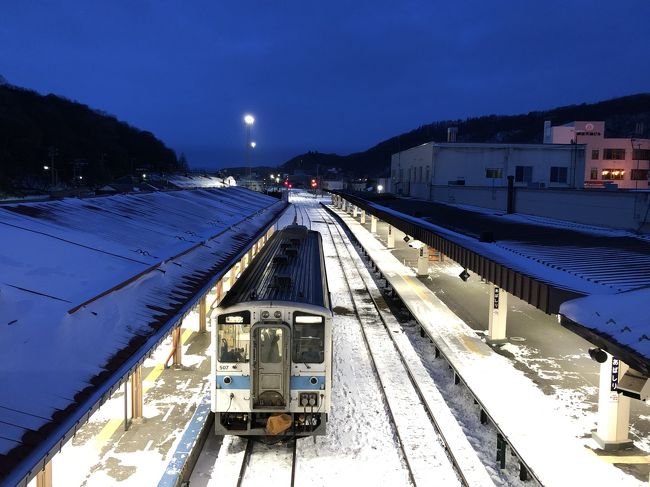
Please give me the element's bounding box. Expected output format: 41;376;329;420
211;225;332;437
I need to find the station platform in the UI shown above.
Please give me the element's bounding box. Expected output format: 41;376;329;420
28;310;210;487
328;204;647;486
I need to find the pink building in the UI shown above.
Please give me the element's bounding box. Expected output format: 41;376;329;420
544;121;650;189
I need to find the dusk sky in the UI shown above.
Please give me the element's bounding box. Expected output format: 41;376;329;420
2;1;649;169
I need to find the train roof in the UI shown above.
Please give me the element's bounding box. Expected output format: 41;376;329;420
218;225;330;310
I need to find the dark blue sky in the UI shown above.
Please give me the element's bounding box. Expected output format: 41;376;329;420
2;1;649;169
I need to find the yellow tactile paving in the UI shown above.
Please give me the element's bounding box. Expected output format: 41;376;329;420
588;449;650;464
93;327;196;448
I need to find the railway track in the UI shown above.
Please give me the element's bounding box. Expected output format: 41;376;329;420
235;438;298;487
188;194;493;486
315;205;494;487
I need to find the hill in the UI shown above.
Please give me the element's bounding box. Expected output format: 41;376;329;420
0;82;186;195
281;93;650;178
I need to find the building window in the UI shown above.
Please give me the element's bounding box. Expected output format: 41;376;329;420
632;149;650;161
515;165;533;183
590;167;598;180
418;166;423;182
485;168;503;179
591;149;599;160
426;166;430;183
602;168;625;180
603;148;625;160
550;167;568;183
631;169;649;181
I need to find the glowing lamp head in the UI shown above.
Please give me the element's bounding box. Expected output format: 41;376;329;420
244;114;255;125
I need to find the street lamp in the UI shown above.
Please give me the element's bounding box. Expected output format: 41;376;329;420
244;114;255;183
250;141;256;149
377;184;384;193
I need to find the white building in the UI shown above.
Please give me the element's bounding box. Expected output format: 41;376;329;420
391;142;585;199
544;121;650;189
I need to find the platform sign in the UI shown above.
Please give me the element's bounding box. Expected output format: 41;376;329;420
493;287;500;310
611;357;620;391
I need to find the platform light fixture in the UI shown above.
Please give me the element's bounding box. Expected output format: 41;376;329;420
588;347;608;363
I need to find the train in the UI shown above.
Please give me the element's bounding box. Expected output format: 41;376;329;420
211;224;333;437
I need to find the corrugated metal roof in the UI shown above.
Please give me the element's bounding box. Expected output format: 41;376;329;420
333;190;650;377
333;192;650;312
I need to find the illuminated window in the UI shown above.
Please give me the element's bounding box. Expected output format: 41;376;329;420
602;168;625;180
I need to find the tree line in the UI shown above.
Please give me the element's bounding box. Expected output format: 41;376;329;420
0;83;187;194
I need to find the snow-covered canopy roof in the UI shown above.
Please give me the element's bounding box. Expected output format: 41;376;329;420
165;174;230;188
333;191;650;374
560;288;650;376
0;187;287;485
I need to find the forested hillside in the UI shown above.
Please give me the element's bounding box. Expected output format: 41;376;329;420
0;82;186;194
282;93;650;178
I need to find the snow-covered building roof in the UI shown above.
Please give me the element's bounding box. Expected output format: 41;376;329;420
0;187;287;485
165;174;231;189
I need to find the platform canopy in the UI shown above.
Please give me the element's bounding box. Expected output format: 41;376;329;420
332;190;650;375
560;288;650;377
333;191;650;314
0;187;287;486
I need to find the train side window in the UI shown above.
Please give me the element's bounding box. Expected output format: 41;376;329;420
292;323;324;363
218;324;251;363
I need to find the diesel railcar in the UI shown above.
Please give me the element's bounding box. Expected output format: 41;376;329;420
211;225;332;437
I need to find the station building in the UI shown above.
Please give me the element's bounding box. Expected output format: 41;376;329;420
390;141;585;199
543;120;650;189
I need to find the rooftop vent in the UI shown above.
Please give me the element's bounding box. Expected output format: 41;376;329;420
274;274;292;288
285;248;298;258
273;255;289;265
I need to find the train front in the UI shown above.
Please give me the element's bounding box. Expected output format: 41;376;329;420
211;303;332;437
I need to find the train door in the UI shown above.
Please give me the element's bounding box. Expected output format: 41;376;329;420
251;324;290;409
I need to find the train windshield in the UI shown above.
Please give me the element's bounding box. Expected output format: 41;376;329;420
218;324;251;363
292;319;324;364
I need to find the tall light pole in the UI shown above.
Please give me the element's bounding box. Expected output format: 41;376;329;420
244;115;255;181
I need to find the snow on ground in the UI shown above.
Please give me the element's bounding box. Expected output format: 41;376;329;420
334;202;645;486
192;197;412;486
294;213;411;486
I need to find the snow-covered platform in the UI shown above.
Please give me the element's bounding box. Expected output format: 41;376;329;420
328;204;642;486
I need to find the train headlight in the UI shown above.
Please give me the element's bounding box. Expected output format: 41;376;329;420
261;311;270;319
274;310;282;319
